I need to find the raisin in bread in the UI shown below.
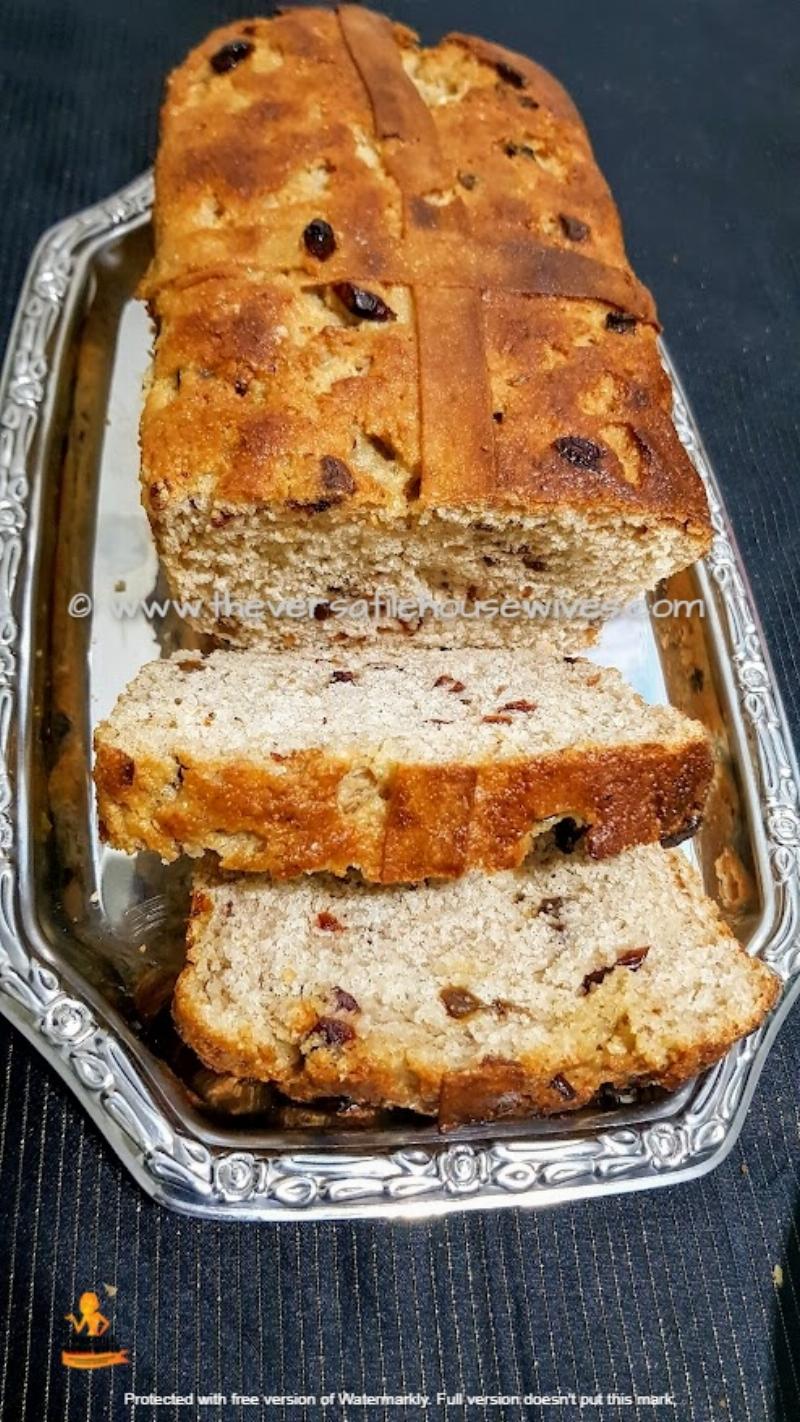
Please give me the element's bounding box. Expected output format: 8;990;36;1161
95;648;712;881
139;8;711;650
173;844;778;1124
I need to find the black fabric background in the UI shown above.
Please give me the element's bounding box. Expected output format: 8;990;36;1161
1;2;799;1418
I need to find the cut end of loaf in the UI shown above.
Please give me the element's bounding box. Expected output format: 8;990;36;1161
147;494;710;650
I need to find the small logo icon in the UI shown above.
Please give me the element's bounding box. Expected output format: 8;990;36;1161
62;1287;129;1370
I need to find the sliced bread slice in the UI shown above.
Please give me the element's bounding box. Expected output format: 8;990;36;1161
95;648;712;882
173;844;778;1124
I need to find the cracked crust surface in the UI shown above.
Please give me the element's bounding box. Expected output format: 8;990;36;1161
94;647;713;881
140;7;711;646
172;845;778;1124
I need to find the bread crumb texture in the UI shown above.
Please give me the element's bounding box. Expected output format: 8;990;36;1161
173;844;778;1123
140;7;711;646
95;648;713;879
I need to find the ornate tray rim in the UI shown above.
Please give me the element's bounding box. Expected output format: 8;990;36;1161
1;171;798;1220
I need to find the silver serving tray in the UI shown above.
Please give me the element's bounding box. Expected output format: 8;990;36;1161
1;170;798;1220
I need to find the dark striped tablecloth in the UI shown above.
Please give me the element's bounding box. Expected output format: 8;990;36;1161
1;1;798;1418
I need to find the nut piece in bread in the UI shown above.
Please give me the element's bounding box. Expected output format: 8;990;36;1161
139;8;711;648
173;844;778;1123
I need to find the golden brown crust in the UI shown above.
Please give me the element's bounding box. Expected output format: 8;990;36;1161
338;4;449;192
445;32;583;127
173;1003;777;1126
95;735;713;881
140;7;711;537
172;880;779;1123
416;285;495;504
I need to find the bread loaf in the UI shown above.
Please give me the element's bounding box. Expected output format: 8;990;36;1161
139;7;711;649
